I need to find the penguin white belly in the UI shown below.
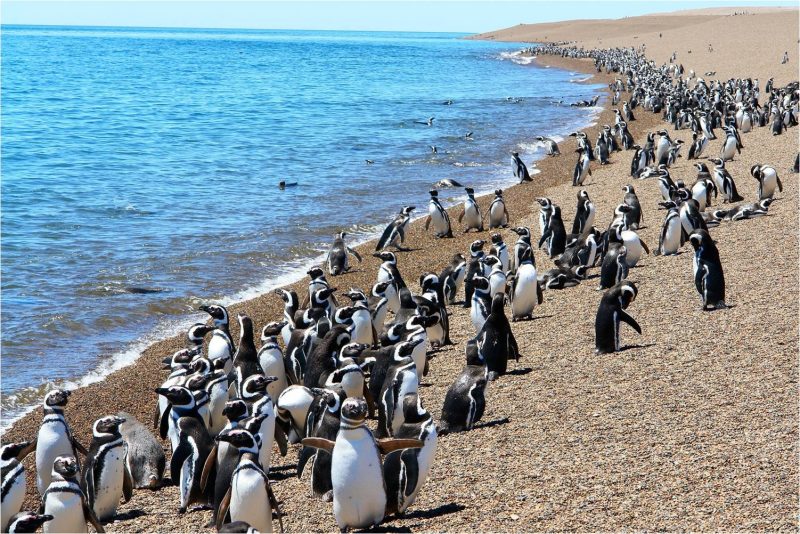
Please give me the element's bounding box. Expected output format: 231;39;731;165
721;139;736;160
662;219;681;255
489;272;507;298
428;205;448;235
470;297;488;333
372;304;388;335
692;183;708;211
376;265;392;285
391;373;419;433
489;203;506;226
36;425;74;494
208;335;232;373
350;310;373;345
2;469;25;527
511;265;538;318
463;203;481;227
331;431;386;529
498;249;509;272
230;469;272;533
93;446;125;520
398;429;437;513
426;321;445;346
44;492;87;534
259;350;289;403
761;172;777;199
620;230;644;267
255;409;276;471
276;386;314;440
281;324;293;347
208;384;229;437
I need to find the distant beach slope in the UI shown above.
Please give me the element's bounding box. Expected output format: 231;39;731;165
468;6;798;83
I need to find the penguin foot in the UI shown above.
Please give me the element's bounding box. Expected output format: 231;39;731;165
323;490;334;503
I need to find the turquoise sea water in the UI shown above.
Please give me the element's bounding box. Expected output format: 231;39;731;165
0;26;603;425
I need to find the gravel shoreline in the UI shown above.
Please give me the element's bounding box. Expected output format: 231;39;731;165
4;50;797;532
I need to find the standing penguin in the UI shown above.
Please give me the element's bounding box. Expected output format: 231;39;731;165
750;164;783;200
82;415;132;522
274;289;299;346
535;136;560;156
489;233;510;272
573;147;591;186
477;294;520;380
327;232;362;276
258;321;290;403
375;206;415;252
622;185;643;230
656;208;682;256
469;275;492;334
301;398;423;532
36;390;87;495
462;239;486;308
438;339;488;434
709;158;744;203
599;244;629;289
510;226;532;274
487;189;510;229
424;190;453;238
1;440;37;530
511;151;532;182
200;304;235;373
720;126;740;161
571;189;595;235
42;456;105;534
229;314;263;398
689;229;728;310
509;246;542;321
595;281;641;354
458;187;484;233
117;411;165;490
538;206;567;259
377;355;419;438
536;198;553;241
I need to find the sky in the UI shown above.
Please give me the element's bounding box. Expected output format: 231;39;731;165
2;0;796;33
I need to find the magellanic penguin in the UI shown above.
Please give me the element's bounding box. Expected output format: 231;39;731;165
368;280;395;337
469;274;492;334
440;253;466;305
511;151;532;182
200;304;236;373
535;136;560;156
689;229;728;310
82;415;133;522
622;185;643;230
438;339;488;435
476;294;520;380
376;206;415;252
489;233;510;272
509;226;532;274
338;290;375;346
538;206;566;259
42;455;105;534
36;390;87;495
424;190;453;238
599;244;629;290
239;374;283;471
229;314;263;398
383;393;437;516
487;189;509;229
1;440;37;530
571;189;595;235
301;397;423;531
258;321;290;403
655;208;682;256
482;255;507;300
327;231;362;276
719;126;740;161
117;411;165;490
5;512;53;534
459;187;484;233
595;280;641;354
377;353;419;438
273;288;299;346
750;164;783;200
509;246;542;321
709;158;744;203
572;147;592;186
462;239;486;308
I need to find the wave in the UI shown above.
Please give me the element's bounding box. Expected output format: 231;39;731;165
498;51;536;65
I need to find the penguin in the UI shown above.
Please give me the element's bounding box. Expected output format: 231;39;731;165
200;304;235;373
538;206;567;258
483;255;507;299
1;440;37;530
116;411;165;490
424;190;453;238
538;265;587;289
750;164;783;200
692;174;717;211
462;239;486;308
511;151;532;182
238;374;281;472
228;314;262;398
300;398;423;531
458;187;484;232
36;390;87;495
720;126;740;161
154;347;194;441
440;253;466;305
680;198;708;236
687;131;708;160
487;189;509;228
368;280;395;337
417;274;452;348
297;388;345;501
42;455;105;534
489;233;510;272
327;232;362;276
616;122;634;150
82;415;132;522
338;290;375;345
709;158;744;203
304;325;352;389
438;340;488;435
374;251;406;294
304;267;337;314
477;294;520;380
689;229;728;310
571;189;595;235
572;147;591;186
713;198;776;221
283;309;328;386
599;244;628;289
611;225;650;267
469;275;492;334
510;226;533;274
366;340;424;408
377;355;419;438
375;206;415;252
630;144;648;177
273;288;299;345
536;198;553;241
186;323;214;353
595;281;641;354
213;426;280;533
594;133;609;164
656;208;682;256
535;136;560;156
622;185;643;230
194;358;230;438
258;321;290;403
5;512;53;534
509;246;542;321
383;394;437;516
654;130;671;165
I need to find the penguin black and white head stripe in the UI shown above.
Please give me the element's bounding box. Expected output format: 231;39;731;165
5;512;54;534
200;304;229;326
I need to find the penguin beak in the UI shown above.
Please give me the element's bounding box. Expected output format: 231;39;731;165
263;375;279;384
17;439;37;461
371;253;383;259
198;305;209;312
155;387;170;397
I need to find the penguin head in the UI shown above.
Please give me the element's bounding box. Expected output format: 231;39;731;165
185;374;208;392
511;226;530;237
261;320;288;340
464;338;485;366
241;374;278;397
93;415;125;437
419;273;440;293
471;275;490;290
187;323;214;344
396;338;424;358
344;288;367;302
689;229;712;250
481;255;500;268
339;397;368;426
749;164;762;179
216;428;260;455
469;240;485;253
307;267;325;281
490;233;503;245
339;343;369;360
188;357;212;376
222;399;249;422
43;389;70;409
618;282;638;308
6;512;54;534
622;184;635;194
273;288;298;306
372;251;396;263
336;231;347;240
155;385;193;407
401;394;430;425
401;205;416;215
574;265;588;279
707;157;723;167
410;313;438;329
535;197;551;208
164;348;195;369
1;440;36;463
694;162;709;173
371;280;393;297
429;189;439;198
494;189;503;197
199;304;229;325
52;455;79;479
464;187;475;196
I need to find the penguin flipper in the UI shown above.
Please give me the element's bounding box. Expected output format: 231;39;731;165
348;247;362;263
159;405;172;440
200;443;217;492
123;461;134;503
363;383;376;419
424;216;431;230
266;480;285;533
83;498;106;533
72;437;88;456
376;438;424;455
274;425;289;457
618;310;642;334
170;439;192;489
640;239;650;255
536;282;544;305
376;224;395;251
401;448;420;498
777;174;784;192
215;487;232;532
537;230;551;249
457;208;465;224
84;462;96;510
301;437;336;454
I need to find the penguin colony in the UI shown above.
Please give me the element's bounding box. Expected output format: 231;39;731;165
4;44;798;534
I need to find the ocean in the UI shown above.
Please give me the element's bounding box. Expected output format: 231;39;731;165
0;26;603;426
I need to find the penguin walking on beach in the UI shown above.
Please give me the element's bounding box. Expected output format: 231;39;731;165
117;411;165;490
200;304;235;373
489;233;510;272
438;340;488;434
82;415;133;522
571;189;595;235
750;164;783;200
42;455;105;534
536;136;560;156
368;280;395;336
1;440;37;530
595;281;641;354
538;206;567;258
536;197;553;242
656;208;682;256
327;232;362;276
511;151;532;182
720;126;741;161
424;190;453;238
689;229;728;310
573;147;591;186
487;189;509;228
687;131;708;160
376;206;415;252
458;187;484;232
509;246;542;321
509;226;532;274
36;390;87;495
477;294;520;380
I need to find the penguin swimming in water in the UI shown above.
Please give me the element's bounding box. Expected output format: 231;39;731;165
750;164;783;200
376;206;415;252
424;190;453;238
689;229;728;310
1;440;37;530
458;187;484;232
42;455;105;534
36;390;87;495
301;397;423;531
438;339;488;434
487;189;509;229
327;232;362;276
82;415;132;522
595;280;641;354
117;411;165;490
511;151;532;182
476;294;520;380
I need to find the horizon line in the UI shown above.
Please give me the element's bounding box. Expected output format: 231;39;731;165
1;22;479;34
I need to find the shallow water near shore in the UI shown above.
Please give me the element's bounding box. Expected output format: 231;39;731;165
1;26;603;427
